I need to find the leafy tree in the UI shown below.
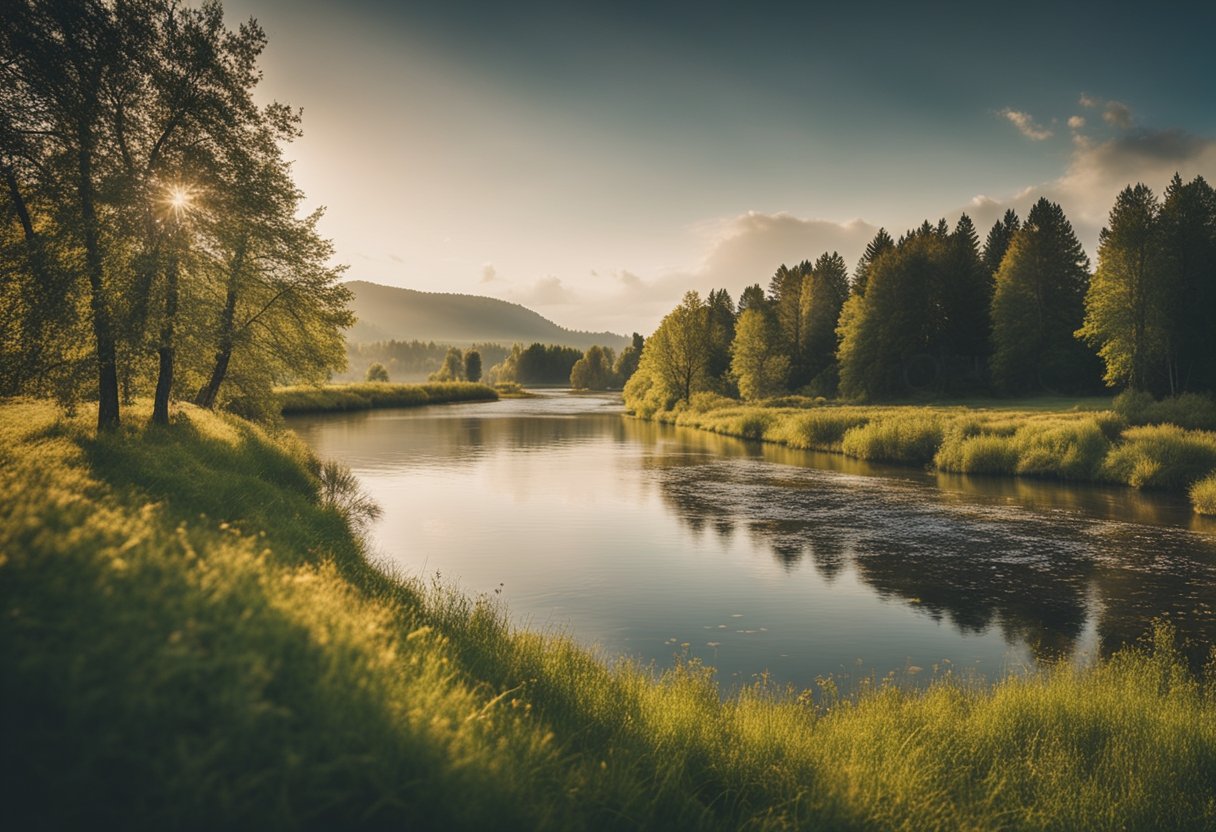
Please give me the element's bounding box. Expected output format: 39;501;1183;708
569;345;616;390
612;332;644;383
768;262;810;385
463;349;482;383
632;291;709;405
487;343;582;385
852;228;894;296
990;198;1098;393
1077;184;1164;391
365;362;390;383
731;308;789;400
799;251;849;391
982;210;1022;280
430;347;465;382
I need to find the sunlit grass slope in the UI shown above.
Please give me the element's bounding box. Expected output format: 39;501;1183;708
277;380;497;414
638;393;1216;513
3;400;1216;829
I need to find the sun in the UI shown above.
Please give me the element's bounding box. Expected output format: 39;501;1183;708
167;185;192;211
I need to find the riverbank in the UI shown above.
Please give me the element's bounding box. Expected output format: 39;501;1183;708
277;380;497;414
3;399;1215;829
629;393;1216;514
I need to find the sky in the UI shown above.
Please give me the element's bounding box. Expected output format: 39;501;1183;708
222;0;1216;334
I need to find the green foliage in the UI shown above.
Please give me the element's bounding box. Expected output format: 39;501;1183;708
429;347;466;382
981;209;1020;279
1191;474;1216;515
365;362;390;383
1078;184;1166;390
277;382;497;414
800;251;850;389
840;413;944;465
730;308;789;400
1113;390;1216;431
463;350;482;383
990;198;1098;394
1102;425;1216;490
625;291;710;408
487;343;584;386
851;227;894;296
343;341;510;384
611;333;644;384
1158;175;1216;394
6;401;1216;828
569;345;617;390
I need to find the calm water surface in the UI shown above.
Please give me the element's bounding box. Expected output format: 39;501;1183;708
289;391;1216;692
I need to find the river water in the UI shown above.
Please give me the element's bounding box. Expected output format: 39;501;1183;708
289;391;1216;692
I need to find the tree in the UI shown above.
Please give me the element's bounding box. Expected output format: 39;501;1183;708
737;283;769;314
1158;174;1216;394
569;345;615;390
938;214;991;370
1077;184;1164;391
982;210;1021;279
852;228;894;296
799;251;850;391
612;333;644;383
463;349;482;382
731;308;788;400
634;291;709;405
430;347;465;381
768;262;811;385
705;288;737;383
990;198;1098;393
365;362;390;383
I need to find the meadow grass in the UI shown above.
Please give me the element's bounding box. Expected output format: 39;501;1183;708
277;381;497;414
647;397;1216;513
3;399;1216;829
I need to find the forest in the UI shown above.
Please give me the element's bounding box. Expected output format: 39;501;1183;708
625;184;1216;414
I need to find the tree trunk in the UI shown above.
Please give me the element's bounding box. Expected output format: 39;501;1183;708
151;254;179;425
77;139;120;431
195;238;245;409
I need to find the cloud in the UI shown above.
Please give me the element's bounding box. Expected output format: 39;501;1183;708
479;262;498;283
511;275;576;306
616;269;643;289
1079;93;1099;109
1068;115;1086;129
1103;100;1133;129
945;128;1216;255
1000;108;1053;141
388;253;404;263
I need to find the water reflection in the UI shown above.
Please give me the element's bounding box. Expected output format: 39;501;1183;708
289;392;1216;686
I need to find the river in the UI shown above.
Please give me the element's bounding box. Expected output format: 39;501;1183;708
288;390;1216;692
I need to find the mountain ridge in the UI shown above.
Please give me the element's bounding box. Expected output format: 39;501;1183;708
345;280;628;349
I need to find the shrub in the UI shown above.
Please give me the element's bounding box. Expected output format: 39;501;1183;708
840;414;944;465
772;410;871;451
1102;425;1216;489
1014;420;1111;480
1191;474;1216;515
935;433;1019;475
1114;390;1216;432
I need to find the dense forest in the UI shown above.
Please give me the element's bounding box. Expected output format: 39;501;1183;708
1;1;352;426
345;340;510;382
626;182;1216;414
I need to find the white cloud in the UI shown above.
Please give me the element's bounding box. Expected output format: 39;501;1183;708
1000;108;1053;141
479;262;498;283
1103;100;1133;130
1079;93;1099;109
1068;115;1086;129
511;275;576;306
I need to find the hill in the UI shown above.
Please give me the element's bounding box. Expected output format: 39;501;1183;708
345;280;627;349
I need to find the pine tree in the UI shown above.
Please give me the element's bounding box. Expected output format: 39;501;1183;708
1158;174;1216;394
991;198;1098;393
852;228;893;296
800;251;850;391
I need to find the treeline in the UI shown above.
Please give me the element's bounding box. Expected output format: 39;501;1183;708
567;334;645;390
1;1;351;429
485;343;584;386
346;340;511;382
626;177;1216;412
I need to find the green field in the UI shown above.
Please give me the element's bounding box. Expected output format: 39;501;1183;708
2;399;1216;829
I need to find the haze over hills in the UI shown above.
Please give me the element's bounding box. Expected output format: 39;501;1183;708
345;280;628;349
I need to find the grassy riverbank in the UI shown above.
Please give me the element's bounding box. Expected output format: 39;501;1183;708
3;400;1216;829
632;393;1216;514
277;381;497;414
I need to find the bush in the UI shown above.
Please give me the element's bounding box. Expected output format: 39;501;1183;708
935;433;1019;475
1014;420;1111;481
1114;390;1216;432
1102;425;1216;490
840;414;944;465
1191;474;1216;515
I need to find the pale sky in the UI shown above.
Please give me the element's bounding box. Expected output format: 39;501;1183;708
223;0;1216;334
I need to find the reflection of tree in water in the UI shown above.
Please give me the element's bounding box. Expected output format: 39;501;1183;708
648;451;1109;664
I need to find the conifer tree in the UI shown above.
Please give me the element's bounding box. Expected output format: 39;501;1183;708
852;228;894;296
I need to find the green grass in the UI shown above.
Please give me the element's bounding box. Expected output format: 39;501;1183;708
4;399;1216;829
643;396;1216;513
1192;474;1216;515
277;381;497;414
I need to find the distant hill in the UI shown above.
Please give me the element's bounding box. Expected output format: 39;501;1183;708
345;280;628;350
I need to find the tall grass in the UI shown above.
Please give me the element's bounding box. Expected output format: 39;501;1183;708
4;400;1216;829
277;381;497;414
638;396;1216;512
